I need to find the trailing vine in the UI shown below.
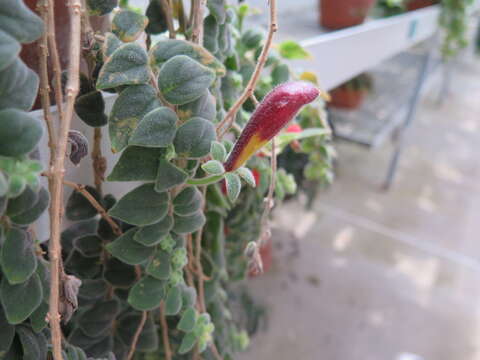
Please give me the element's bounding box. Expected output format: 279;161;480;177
0;1;332;360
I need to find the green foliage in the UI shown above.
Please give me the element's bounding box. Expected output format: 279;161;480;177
0;0;44;43
172;211;206;234
155;159;189;192
178;90;217;121
174;117;216;158
145;0;168;34
74;91;108;127
173;187;203;216
106;228;152;265
96;43;150;90
439;0;475;57
112;9;148;42
109;183;170;226
224;173;241;202
278;40;311;60
0;31;20;72
107;146;164;182
1;228;37;285
0;59;39;111
158;55;216;105
129;107;177;147
149;39;226;76
102;32;123;59
202;160;225;175
134;214;173;246
0;109;43;156
108;84;161;152
128;276;166;310
86;0;118;16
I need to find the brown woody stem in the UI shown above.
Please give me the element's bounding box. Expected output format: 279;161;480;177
160;302;173;360
48;1;83;359
63;180;122;236
127;311;148;360
217;0;278;138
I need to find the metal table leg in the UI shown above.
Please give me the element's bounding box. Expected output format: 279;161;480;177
383;37;437;190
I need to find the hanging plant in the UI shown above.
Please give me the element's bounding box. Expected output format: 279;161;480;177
0;0;333;359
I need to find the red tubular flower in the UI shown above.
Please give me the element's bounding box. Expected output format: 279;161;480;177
224;81;319;172
252;168;261;186
287;123;302;151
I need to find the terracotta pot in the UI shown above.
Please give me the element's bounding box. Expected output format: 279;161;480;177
319;0;377;30
249;239;273;277
406;0;436;11
329;87;366;109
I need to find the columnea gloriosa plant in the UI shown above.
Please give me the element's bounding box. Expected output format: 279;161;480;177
0;0;333;359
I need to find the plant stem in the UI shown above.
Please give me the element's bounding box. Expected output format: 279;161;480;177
63;180;123;236
160;302;173;360
194;186;207;313
46;0;65;121
48;2;82;359
191;0;205;44
127;311;148;360
259;137;277;245
160;0;176;39
186;174;224;186
217;0;278;138
37;0;57;160
92;128;106;194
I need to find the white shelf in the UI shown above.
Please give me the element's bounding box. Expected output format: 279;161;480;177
298;6;441;90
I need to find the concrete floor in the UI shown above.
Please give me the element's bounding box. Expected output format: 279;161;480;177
238;40;480;360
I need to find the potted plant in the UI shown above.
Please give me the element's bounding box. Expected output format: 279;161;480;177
0;1;333;360
329;72;373;109
319;0;377;29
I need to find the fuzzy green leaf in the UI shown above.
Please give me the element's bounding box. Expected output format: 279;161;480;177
78;299;120;337
0;273;42;324
225;172;241;202
241;28;263;49
202;160;224;175
210;141;227;162
102;32;122;59
74;91;108;127
129;107;177;148
207;0;226;24
278;40;311;60
0;30;20;71
1;227;37;284
174;117;216;158
165;285;183;315
128;276;166;311
178;332;197;354
203;15;219;54
173;187;203;217
0;59;39;111
0;109;43;156
172;211;206;234
112;9;148;42
150;39;225;76
74;235;102;258
108;84;161;152
271;63;290;86
96;43;150;90
134;214;173;246
78;279;108;301
180;285;197;309
146;248;171;280
102;177;153;220
6;187;38;217
10;187;49;225
86;0;118;16
65;251;101;279
145;0;168;34
177;307;197;332
236;167;256;187
107;146;164;182
0;0;44;43
106;228;152;265
29;301;49;333
103;258;137;289
155;159;189;192
16;325;47;360
158;55;216;105
0;307;15;354
65;185;100;221
178;90;216;122
0;173;7;197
